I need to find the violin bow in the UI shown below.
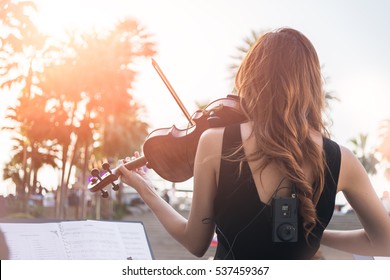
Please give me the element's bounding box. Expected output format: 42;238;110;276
151;58;195;126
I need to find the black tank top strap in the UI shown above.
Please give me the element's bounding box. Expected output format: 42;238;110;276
216;123;245;192
323;137;341;186
314;137;341;227
220;123;243;157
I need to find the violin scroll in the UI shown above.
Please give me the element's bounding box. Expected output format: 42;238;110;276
88;156;148;197
89;163;119;197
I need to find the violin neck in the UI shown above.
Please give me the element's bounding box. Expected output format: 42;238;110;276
116;156;148;174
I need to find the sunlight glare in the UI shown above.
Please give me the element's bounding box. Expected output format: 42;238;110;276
33;0;122;37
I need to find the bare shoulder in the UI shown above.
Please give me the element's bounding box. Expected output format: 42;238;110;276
338;144;369;192
339;145;357;164
196;127;225;166
201;127;225;137
194;127;225;184
199;127;225;147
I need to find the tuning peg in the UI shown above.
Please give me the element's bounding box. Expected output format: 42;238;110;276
91;168;102;180
91;177;98;184
100;162;120;191
101;189;109;198
102;163;114;176
112;183;120;191
102;162;111;171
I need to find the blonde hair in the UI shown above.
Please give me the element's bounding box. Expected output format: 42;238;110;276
235;28;328;240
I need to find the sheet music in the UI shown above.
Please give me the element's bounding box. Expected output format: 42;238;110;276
0;220;153;260
0;223;68;260
112;221;153;260
59;220;128;259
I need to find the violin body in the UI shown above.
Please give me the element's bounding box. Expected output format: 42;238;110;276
144;95;246;182
88;95;246;195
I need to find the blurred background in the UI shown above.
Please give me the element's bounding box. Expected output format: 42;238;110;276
0;0;389;221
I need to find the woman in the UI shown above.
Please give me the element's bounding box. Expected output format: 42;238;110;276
119;27;390;259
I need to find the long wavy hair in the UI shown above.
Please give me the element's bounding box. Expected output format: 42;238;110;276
235;28;328;241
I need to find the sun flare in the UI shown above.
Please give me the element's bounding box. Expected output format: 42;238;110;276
33;0;121;37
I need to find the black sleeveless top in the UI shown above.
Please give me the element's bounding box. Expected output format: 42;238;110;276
214;124;341;259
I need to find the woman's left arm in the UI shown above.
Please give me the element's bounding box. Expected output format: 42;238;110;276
321;146;390;256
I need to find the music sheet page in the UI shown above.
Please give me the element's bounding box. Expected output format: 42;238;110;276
113;221;153;260
0;222;68;260
59;220;128;260
0;220;153;260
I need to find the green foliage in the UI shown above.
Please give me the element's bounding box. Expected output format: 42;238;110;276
0;2;156;218
349;133;380;175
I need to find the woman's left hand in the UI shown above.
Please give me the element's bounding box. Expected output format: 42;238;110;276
118;151;152;192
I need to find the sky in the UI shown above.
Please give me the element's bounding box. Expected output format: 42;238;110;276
1;0;390;195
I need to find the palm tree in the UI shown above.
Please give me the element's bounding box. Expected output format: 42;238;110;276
0;0;39;54
1;0;59;211
2;91;61;213
0;0;48;88
228;29;265;82
1;6;156;218
349;133;379;175
37;19;156;218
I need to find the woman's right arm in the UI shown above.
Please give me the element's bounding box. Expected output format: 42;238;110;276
118;128;223;257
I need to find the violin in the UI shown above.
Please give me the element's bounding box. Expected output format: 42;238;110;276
88;61;246;197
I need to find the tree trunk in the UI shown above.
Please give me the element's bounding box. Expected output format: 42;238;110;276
57;145;69;219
